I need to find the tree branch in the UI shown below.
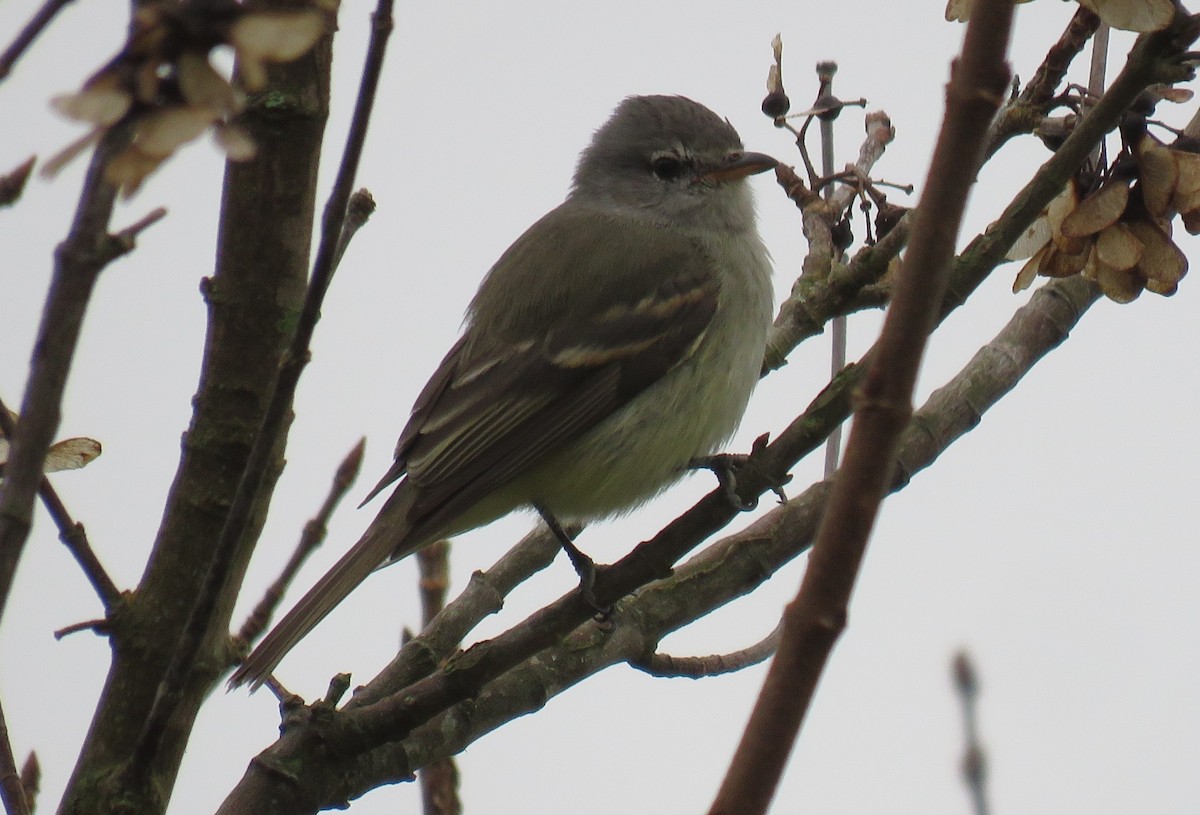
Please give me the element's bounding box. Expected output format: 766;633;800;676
0;0;76;82
0;395;120;609
0;157;36;207
330;275;1104;800
125;0;394;783
708;2;1015;812
629;622;780;678
235;438;366;649
0;121;129;633
0;697;29;815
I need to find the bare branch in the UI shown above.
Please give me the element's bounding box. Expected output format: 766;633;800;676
0;0;76;81
416;541;462;815
953;651;991;815
0;395;120;609
629;622;780;678
708;2;1016;812
332;189;377;271
19;753;38;814
353;275;1105;793
0;157;36;207
125;0;396;781
0;699;29;815
235;438;366;648
0;121;130;632
985;6;1102;156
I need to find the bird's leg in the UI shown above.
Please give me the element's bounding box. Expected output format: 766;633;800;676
533;503;608;614
688;433;790;511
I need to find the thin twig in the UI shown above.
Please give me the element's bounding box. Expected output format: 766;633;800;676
348;522;566;708
630;622;781;678
0;0;76;81
953;651;991;815
34;480;120;609
53;619;107;639
816;61;847;478
0;121;131;634
124;0;395;781
223;272;1103;808
215;14;1200;798
764;111;897;373
235;438;366;648
332;189;376;271
984;6;1102;157
416;541;462;815
0;158;36;208
0;396;121;609
18;753;38;814
708;3;1015;813
0;698;30;815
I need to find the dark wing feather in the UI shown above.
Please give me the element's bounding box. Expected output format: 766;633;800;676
369;206;719;539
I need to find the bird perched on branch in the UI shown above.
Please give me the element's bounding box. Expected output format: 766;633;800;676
230;94;778;690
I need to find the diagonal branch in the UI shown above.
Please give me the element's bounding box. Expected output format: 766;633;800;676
314;274;1104;802
708;2;1016;812
0;0;76;82
215;11;1200;809
0;395;120;609
234;438;365;649
0;121;131;632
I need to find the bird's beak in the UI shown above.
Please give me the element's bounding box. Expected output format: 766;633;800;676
695;151;779;185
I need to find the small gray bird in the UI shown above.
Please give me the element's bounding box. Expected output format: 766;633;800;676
230;95;777;689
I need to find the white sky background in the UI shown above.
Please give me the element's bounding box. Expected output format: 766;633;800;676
1;1;1198;813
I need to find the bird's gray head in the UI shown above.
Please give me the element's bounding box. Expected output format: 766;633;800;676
570;95;777;233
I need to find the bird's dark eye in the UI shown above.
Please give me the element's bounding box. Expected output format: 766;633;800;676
651;155;685;181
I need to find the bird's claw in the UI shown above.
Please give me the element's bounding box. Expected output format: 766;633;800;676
688;433;791;511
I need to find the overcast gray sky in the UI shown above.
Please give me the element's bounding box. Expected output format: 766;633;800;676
1;1;1197;813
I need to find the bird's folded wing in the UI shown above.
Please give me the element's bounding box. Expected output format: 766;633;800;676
374;215;721;537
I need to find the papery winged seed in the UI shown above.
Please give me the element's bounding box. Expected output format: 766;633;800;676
1079;0;1174;32
1095;223;1143;271
1039;244;1089;278
1136;137;1179;219
1095;261;1144;303
50;87;131;126
1006;212;1051;261
177;51;239;114
1127;219;1187;285
136;107;216;157
1013;243;1048;293
43;438;102;473
1060;180;1128;238
105;148;164;198
230;11;326;63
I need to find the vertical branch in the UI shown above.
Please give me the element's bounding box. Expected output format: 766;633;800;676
816;60;845;477
416;542;462;815
57;15;335;815
125;0;395;781
954;652;991;815
707;3;1015;813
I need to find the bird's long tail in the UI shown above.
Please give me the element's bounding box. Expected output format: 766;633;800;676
229;485;425;691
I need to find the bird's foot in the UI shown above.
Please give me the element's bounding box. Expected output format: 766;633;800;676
534;503;610;616
688;433;791;511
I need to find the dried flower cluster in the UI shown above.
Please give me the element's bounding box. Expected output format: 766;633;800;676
46;0;336;197
1008;91;1197;303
